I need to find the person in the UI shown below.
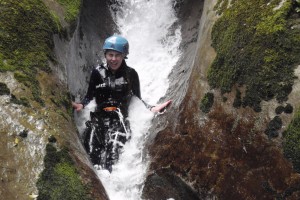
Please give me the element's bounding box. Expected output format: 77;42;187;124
72;35;171;172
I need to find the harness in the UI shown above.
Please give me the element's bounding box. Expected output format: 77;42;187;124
95;64;134;112
103;106;118;112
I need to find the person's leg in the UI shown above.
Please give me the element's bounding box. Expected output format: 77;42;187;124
103;115;130;170
83;112;106;166
83;111;131;171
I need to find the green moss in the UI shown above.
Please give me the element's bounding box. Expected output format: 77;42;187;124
14;71;31;84
214;0;229;15
200;92;214;113
50;90;73;116
50;11;63;33
0;0;60;105
0;0;57;71
37;144;91;200
10;94;30;107
13;71;44;105
208;0;300;111
283;108;300;173
0;53;15;71
56;0;82;23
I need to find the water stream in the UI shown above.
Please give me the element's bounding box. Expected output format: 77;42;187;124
78;1;181;199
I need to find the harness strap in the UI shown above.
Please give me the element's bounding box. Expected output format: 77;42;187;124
103;107;118;112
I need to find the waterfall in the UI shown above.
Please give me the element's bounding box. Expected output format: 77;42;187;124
111;0;181;105
94;1;182;199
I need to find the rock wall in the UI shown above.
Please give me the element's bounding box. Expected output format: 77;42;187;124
143;0;300;199
0;0;113;199
53;0;117;99
2;0;300;199
143;0;207;199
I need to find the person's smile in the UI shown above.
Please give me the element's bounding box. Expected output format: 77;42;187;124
106;50;125;72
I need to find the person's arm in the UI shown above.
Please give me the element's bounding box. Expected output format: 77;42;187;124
72;69;97;111
131;69;141;99
131;69;172;113
150;100;172;113
131;69;152;108
72;102;84;111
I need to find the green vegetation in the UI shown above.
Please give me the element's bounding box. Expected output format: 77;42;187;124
0;1;85;198
0;0;59;105
49;89;73;117
209;0;300;112
214;0;230;15
200;92;214;113
50;11;63;33
283;108;300;173
0;0;82;105
10;94;30;107
37;144;91;200
56;0;82;23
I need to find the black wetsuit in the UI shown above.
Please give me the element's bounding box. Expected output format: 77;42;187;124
81;60;148;171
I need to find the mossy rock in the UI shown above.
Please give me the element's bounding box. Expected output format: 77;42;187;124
285;103;294;114
265;116;282;138
10;94;30;107
0;0;57;72
283;108;300;173
200;92;214;113
37;144;91;200
208;0;300;111
233;89;242;108
275;105;285;114
56;0;82;23
0;0;81;106
0;0;60;105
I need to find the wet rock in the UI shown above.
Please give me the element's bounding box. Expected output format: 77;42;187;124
265;116;282;138
142;168;200;200
284;103;293;114
1;0;111;199
275;105;285;114
48;135;57;143
19;130;28;138
233;89;242;108
144;0;300;199
0;82;10;95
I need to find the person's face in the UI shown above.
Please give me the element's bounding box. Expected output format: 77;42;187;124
105;50;125;72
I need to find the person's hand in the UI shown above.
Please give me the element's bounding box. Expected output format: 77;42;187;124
72;102;83;112
150;100;172;113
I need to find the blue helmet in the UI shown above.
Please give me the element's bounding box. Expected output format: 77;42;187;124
103;35;129;55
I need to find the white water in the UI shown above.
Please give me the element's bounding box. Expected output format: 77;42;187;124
81;1;181;199
113;0;182;105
